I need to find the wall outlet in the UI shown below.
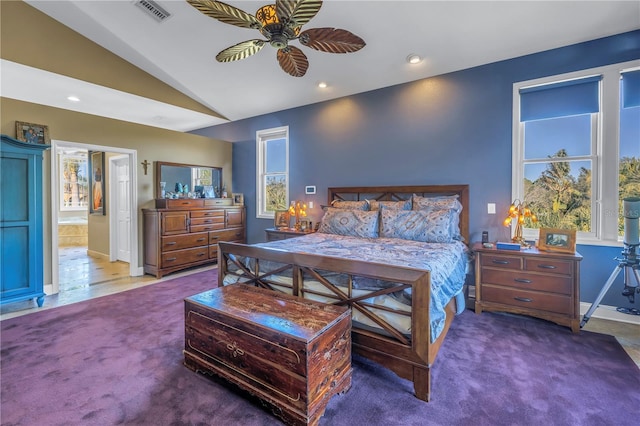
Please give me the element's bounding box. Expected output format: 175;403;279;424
487;203;496;214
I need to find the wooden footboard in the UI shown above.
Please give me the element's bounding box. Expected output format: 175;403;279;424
218;241;455;402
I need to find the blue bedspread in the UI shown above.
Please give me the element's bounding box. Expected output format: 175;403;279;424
253;232;469;341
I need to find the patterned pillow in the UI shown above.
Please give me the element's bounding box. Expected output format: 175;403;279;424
318;208;379;238
412;194;463;240
330;200;370;211
367;199;412;211
380;209;454;243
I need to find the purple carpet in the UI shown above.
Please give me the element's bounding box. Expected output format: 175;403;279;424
1;269;638;426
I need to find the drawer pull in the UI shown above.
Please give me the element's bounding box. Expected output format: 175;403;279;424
211;236;219;240
492;260;510;265
514;278;532;284
514;296;533;303
203;220;212;223
538;264;557;269
166;242;177;246
226;341;244;357
166;257;177;262
196;238;206;242
197;252;206;257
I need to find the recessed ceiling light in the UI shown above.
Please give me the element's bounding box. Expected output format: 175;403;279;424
318;82;328;89
406;54;422;64
67;95;80;102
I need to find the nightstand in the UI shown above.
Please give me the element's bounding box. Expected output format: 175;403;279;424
265;227;314;242
473;242;583;332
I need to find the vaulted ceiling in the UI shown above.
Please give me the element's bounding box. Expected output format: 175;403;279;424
2;1;639;131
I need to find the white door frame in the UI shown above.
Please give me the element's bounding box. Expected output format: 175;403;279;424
109;154;130;262
50;140;140;295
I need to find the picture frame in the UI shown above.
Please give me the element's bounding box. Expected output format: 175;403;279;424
299;219;310;232
15;121;50;145
538;228;576;254
232;193;244;206
274;210;290;229
89;151;106;215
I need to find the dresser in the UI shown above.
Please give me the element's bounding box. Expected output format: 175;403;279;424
184;284;352;426
473;242;582;332
265;227;315;241
143;199;245;278
1;135;49;307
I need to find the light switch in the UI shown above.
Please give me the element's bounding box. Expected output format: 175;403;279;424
487;203;496;214
309;201;314;208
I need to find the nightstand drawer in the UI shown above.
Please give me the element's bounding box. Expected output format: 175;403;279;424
480;254;523;270
481;269;572;295
482;285;572;315
524;258;573;275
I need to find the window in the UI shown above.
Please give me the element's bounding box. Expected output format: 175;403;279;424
513;60;640;245
59;150;89;211
256;126;289;218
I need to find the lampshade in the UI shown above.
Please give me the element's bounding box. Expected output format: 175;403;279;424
256;4;278;26
503;200;537;246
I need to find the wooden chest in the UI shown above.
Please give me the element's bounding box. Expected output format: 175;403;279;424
184;284;352;425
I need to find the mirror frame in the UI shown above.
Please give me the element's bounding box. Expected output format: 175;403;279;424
154;161;223;199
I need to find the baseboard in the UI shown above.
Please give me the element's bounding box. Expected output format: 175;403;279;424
580;302;640;325
87;249;109;259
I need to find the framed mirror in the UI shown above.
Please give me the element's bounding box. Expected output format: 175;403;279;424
155;161;222;199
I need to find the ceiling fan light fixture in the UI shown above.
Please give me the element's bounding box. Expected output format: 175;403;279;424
407;54;422;64
255;4;278;26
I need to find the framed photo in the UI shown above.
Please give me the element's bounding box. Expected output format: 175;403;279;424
232;193;244;206
15;121;50;145
89;151;106;215
274;210;290;229
299;219;310;232
538;228;576;254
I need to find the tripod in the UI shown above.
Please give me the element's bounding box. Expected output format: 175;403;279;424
580;243;640;328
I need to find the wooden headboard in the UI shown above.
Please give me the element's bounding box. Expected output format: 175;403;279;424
328;184;470;244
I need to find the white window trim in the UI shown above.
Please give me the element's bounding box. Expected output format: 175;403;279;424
512;59;640;247
256;126;289;219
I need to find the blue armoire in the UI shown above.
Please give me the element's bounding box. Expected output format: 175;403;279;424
1;134;50;307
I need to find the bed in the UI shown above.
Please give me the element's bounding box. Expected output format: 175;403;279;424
217;185;470;402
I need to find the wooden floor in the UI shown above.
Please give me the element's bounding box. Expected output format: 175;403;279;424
1;247;638;368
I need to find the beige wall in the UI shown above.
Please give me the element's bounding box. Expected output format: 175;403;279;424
1;98;233;286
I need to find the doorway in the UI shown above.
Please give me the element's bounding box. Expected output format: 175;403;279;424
50;140;139;295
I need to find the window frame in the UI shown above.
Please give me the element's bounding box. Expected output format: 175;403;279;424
59;150;89;212
512;60;640;247
256;126;289;219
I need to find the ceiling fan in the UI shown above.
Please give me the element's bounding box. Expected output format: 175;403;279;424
186;0;366;77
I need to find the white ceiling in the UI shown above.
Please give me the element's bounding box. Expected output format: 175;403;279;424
4;1;639;132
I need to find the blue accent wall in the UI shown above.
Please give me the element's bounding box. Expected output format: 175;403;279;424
193;30;640;308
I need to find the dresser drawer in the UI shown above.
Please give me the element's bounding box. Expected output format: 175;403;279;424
190;216;225;227
209;228;245;244
481;268;572;295
482;285;572;315
209;245;218;259
480;254;523;270
163;199;204;209
190;210;224;219
190;223;225;233
162;247;209;267
524;257;573;275
161;232;208;251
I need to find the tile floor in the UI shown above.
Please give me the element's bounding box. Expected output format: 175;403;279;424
1;248;638;368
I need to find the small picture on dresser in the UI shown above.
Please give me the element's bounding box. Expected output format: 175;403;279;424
538;228;576;253
274;210;290;229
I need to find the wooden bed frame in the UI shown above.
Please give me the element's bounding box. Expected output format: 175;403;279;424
217;184;469;402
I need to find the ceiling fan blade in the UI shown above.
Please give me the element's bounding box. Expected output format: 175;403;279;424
277;46;309;77
216;40;266;62
187;0;261;29
299;27;366;53
276;0;322;28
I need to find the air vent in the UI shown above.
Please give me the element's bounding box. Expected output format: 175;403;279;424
134;0;171;22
